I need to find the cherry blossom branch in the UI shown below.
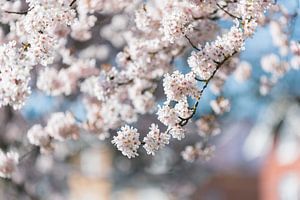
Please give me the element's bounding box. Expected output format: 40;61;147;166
179;51;238;126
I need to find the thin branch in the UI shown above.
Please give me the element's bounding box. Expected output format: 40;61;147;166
193;9;219;21
195;77;208;82
69;0;77;7
216;3;242;20
289;0;299;38
117;79;134;86
185;35;200;51
4;10;29;15
19;147;37;162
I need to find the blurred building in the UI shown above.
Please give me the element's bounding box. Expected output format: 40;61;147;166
194;98;300;200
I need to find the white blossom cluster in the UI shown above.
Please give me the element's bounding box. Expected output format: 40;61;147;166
290;41;300;70
17;0;76;66
188;25;244;80
181;143;215;162
157;103;187;140
163;71;200;102
80;96;139;141
112;123;172;158
112;125;141;159
38;58;99;96
0;150;19;178
0;41;33;109
210;97;231;115
27;124;54;154
0;0;77;109
161;7;193;43
27;112;79;153
234;61;252;83
196;115;220;137
143;124;171;155
256;5;300;96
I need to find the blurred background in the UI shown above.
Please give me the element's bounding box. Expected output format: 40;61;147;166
1;0;300;200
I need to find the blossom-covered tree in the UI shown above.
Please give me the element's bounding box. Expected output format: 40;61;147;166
0;0;299;198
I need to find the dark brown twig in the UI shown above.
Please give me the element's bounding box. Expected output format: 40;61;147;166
69;0;77;7
185;35;200;51
4;10;29;15
19;147;37;162
216;3;242;20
